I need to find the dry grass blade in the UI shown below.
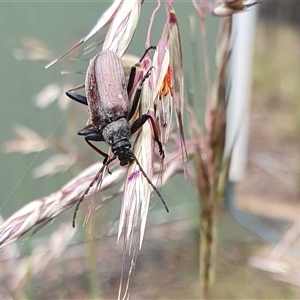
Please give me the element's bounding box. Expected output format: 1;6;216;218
0;162;124;249
0;143;185;250
13;37;54;62
45;0;143;68
3;126;48;154
164;5;189;168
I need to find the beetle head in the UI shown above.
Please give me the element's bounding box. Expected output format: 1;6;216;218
112;139;134;166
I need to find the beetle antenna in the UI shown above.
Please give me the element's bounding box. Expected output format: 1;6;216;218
72;165;105;227
72;156;117;227
132;154;169;213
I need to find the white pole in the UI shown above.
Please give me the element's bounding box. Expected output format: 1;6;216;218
226;8;258;181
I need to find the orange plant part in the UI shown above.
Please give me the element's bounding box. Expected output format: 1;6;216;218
159;66;173;99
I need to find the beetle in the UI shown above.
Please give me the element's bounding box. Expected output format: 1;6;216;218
66;47;169;227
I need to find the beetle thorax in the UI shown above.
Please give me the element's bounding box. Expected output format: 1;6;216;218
102;117;131;146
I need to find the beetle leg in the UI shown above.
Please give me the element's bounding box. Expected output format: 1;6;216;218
66;91;88;106
78;126;115;173
77;125;105;140
128;67;154;121
77;126;108;161
127;65;137;96
131;114;165;159
85;138;115;174
127;46;156;95
85;139;109;164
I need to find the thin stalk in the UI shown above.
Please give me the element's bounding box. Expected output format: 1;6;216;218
85;227;102;299
199;191;218;300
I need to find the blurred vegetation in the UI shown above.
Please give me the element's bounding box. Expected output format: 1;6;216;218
260;1;300;27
